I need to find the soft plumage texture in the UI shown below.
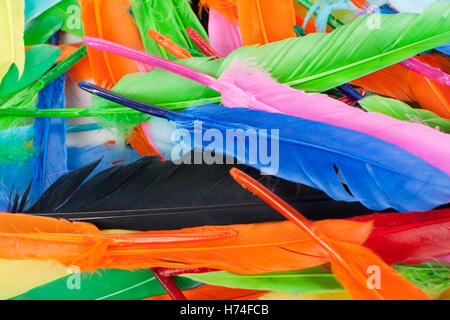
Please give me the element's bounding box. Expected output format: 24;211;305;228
359;95;450;133
172;104;450;212
236;0;296;45
31;75;68;199
28;152;377;230
208;8;242;57
131;0;208;59
90;4;450;118
0;0;25;81
10;267;198;300
353;209;450;265
0;259;69;300
79;0;144;88
24;0;62;23
146;284;266;300
0;213;372;274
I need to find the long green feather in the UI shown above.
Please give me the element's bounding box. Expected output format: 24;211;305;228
359;95;450;133
11;269;199;300
24;16;64;46
182;263;450;298
131;0;208;59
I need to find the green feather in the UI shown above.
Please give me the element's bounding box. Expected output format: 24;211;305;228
131;0;208;59
11;269;199;300
182;264;450;298
24;16;64;46
359;95;450;133
39;0;84;38
0;45;61;99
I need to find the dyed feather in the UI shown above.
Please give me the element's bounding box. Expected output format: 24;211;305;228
78;42;450;212
199;0;238;23
79;0;158;156
208;8;242;57
10;267;198;300
27;151;378;230
131;0;208;59
0;0;25;81
236;0;296;45
31;75;68;199
399;57;450;86
0;212;372;274
24;0;62;23
146;285;266;300
359;95;450;133
24;15;64;46
230;168;430;300
353;209;450;265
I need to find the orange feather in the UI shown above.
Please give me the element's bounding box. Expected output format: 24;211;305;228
236;0;296;45
0;213;371;274
351;54;450;119
79;0;159;156
145;285;267;300
230;168;430;300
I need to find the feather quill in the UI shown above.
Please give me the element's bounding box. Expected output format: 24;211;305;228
229;168;430;300
0;0;25;80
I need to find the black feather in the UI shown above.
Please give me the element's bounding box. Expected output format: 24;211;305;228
27;151;379;230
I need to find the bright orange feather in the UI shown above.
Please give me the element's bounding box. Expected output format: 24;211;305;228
145;285;267;300
237;0;296;45
79;0;159;156
230;168;430;300
0;213;372;274
351;54;450;119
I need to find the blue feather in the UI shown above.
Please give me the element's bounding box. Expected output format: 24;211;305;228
25;0;62;23
436;43;450;56
31;75;68;199
78;82;450;212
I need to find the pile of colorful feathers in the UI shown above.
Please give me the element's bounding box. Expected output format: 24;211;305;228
0;0;449;301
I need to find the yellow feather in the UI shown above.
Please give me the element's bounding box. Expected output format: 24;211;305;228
0;0;25;80
0;259;70;300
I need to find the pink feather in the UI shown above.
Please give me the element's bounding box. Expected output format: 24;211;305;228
399;57;450;86
83;37;450;176
208;8;243;57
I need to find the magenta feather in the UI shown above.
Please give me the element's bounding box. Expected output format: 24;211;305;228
399;57;450;86
208;8;243;57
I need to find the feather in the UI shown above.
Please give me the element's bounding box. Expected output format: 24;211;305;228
31;75;68;199
9;267;198;300
352;209;450;265
24;0;62;23
79;0;144;88
27;151;379;230
0;45;61;100
0;259;69;300
186;27;220;59
229;168;430;300
79;0;158;156
358;95;450;133
147;29;193;59
399;57;450;86
182;263;450;298
86;3;450;119
199;0;238;23
131;0;208;59
236;0;296;45
0;212;372;274
0;0;25;81
146;284;266;300
24;15;64;46
78;52;450;212
208;8;242;57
